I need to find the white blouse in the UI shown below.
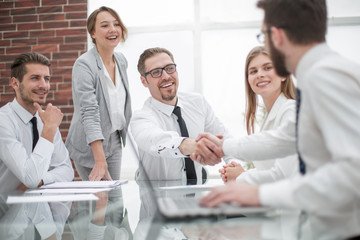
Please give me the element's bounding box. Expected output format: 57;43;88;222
102;58;126;133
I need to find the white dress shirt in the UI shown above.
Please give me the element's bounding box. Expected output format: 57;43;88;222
102;58;126;133
236;93;299;184
250;43;360;233
220;44;360;238
131;92;234;182
259;43;360;211
0;98;74;193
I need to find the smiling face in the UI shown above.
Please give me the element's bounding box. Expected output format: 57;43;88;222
91;11;122;51
247;54;283;100
140;53;179;105
11;63;50;114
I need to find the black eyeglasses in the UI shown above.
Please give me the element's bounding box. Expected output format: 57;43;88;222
256;28;271;43
143;64;177;78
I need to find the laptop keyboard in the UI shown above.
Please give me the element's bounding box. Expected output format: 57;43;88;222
173;198;201;209
160;197;208;210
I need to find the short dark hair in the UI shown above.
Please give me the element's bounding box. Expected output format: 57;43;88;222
87;6;127;44
137;47;175;75
257;0;327;45
11;52;51;82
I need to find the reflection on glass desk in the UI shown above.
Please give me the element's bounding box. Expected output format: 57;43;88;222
0;179;358;240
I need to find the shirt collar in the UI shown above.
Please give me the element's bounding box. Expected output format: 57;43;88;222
150;96;181;117
295;43;330;86
100;56;120;84
10;98;37;124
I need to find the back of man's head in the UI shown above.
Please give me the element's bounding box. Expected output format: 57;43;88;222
11;52;50;82
257;0;327;45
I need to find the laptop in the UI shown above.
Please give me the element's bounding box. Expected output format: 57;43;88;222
128;132;275;219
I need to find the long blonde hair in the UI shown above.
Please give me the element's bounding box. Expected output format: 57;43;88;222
245;46;295;135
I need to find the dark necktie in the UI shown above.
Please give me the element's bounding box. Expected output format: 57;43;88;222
172;106;197;182
296;88;306;174
30;117;39;151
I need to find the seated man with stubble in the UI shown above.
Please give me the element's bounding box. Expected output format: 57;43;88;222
131;47;236;184
0;52;74;193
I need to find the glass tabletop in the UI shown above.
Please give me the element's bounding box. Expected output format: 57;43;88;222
0;180;356;240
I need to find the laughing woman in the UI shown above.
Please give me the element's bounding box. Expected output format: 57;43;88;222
66;6;132;181
220;46;298;184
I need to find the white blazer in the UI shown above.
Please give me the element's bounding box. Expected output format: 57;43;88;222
236;93;299;184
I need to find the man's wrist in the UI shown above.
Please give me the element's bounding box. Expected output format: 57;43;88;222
179;138;196;156
41;125;57;143
37;180;44;188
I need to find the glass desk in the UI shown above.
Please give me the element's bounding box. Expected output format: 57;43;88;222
0;180;357;240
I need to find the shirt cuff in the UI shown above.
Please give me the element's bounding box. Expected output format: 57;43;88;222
259;179;297;209
33;137;54;160
42;172;54;186
156;137;187;158
223;138;241;159
235;171;252;183
236;173;247;183
33;137;55;185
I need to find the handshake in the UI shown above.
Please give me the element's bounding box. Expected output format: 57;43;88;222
184;132;226;166
186;133;245;183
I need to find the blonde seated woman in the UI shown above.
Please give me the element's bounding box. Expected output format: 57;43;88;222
220;46;298;184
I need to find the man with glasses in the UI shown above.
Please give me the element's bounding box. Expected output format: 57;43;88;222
199;0;360;238
131;47;235;183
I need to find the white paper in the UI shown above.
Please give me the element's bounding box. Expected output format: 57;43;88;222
40;180;128;189
158;184;221;191
26;188;113;194
6;194;98;204
158;180;223;191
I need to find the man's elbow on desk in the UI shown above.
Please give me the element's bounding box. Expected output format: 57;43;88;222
17;179;43;190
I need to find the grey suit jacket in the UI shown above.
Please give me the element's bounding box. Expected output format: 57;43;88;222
65;47;132;168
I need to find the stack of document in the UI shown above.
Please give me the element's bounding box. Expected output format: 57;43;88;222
7;180;128;204
40;180;128;190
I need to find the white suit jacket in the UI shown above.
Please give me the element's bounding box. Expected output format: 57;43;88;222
236;93;299;184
